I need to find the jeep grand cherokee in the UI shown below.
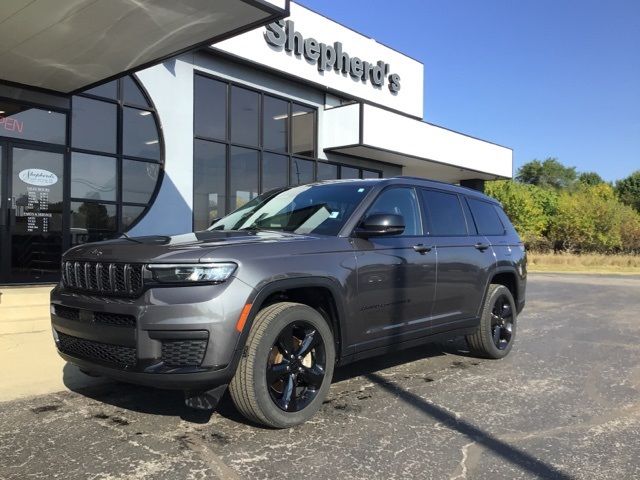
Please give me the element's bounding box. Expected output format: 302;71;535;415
51;177;526;428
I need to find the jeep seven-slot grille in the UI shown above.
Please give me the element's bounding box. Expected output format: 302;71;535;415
62;261;144;297
56;331;136;368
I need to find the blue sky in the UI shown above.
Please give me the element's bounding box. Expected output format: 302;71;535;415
299;0;640;181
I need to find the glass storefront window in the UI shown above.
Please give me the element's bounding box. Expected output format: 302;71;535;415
363;169;381;179
291;104;316;157
84;80;118;100
72;97;117;153
71;152;117;201
230;146;259;211
122;205;146;230
290;157;314;185
317;162;338;181
193;139;226;231
262;152;288;191
231;86;259;147
195;75;227;141
122;160;160;204
122;76;149;107
263;96;288;153
341;166;360;179
70;201;117;231
0;101;66;145
123;107;160;160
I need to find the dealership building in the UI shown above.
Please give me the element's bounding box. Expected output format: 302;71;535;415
0;0;512;285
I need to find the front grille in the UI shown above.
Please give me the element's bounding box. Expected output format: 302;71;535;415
62;261;144;297
53;305;136;328
54;305;80;321
56;331;136;368
161;340;208;367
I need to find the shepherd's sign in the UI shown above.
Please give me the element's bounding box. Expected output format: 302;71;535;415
265;20;401;93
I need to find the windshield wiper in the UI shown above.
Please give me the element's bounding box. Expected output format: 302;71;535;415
120;232;143;244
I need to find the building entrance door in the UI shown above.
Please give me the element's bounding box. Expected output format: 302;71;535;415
0;142;65;283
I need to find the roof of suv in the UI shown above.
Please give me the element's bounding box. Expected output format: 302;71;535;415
309;176;499;204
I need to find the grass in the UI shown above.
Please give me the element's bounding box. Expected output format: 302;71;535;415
528;252;640;274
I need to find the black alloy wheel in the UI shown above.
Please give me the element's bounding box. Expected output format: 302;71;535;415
267;322;326;412
490;294;514;350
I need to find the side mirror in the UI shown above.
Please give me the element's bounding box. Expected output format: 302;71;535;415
355;213;405;237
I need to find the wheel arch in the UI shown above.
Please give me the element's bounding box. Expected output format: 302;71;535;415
236;277;348;363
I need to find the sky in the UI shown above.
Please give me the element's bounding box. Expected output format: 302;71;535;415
299;0;640;181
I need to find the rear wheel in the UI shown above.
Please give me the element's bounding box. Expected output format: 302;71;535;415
466;284;517;359
229;302;335;428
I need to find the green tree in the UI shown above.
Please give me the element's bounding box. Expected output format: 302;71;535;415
578;171;605;186
516;158;577;189
485;180;549;245
615;170;640;212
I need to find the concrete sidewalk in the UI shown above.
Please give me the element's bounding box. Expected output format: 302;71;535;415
0;286;105;402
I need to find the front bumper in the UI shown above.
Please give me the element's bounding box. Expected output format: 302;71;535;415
50;278;253;390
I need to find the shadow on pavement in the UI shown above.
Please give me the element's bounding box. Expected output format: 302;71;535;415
366;372;573;480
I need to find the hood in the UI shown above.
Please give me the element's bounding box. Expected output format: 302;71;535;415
64;230;314;264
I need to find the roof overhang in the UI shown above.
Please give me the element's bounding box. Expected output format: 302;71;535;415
323;103;513;182
0;0;289;95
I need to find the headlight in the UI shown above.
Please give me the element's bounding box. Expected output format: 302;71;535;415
146;263;237;284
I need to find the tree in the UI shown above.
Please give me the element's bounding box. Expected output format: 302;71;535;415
516;158;577;189
578;171;605;186
615;170;640;212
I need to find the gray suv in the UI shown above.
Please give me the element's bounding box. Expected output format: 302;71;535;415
51;177;526;428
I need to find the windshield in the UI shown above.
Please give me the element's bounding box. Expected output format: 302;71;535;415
209;183;373;235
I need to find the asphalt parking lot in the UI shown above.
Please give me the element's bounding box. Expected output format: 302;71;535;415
1;273;639;480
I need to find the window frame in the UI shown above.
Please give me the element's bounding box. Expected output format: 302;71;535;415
465;196;507;237
70;76;165;239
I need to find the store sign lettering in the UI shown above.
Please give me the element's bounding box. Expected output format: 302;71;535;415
265;20;401;94
0;116;24;133
18;169;58;187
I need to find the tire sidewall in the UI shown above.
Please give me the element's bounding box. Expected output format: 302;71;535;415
251;304;335;428
482;285;517;359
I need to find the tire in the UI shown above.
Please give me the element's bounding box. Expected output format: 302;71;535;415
466;284;517;359
229;302;335;428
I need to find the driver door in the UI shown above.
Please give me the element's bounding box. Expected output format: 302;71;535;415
351;186;437;351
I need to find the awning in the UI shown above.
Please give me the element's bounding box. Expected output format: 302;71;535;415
0;0;288;94
323;103;512;182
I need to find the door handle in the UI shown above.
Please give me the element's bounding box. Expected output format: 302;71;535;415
413;244;432;254
474;242;490;251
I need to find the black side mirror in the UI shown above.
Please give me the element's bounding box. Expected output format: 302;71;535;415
355;213;405;237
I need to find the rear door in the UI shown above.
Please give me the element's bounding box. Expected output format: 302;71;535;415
419;188;495;333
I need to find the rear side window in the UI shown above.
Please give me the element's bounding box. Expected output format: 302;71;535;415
420;190;468;236
467;198;506;236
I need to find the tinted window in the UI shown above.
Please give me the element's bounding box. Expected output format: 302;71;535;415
122;160;160;204
291;103;315;157
71;152;117;201
363;170;381;179
468;198;506;235
495;206;519;236
421;190;467;236
367;188;422;236
341;166;359;179
0;102;66;144
193;140;226;230
262;152;288;191
230;147;259;210
84;81;117;100
72;97;116;153
231;86;259;146
122;205;146;230
317;162;338;180
122;76;149;107
290;157;314;185
194;75;226;140
263;96;288;153
70;202;116;230
122;107;160;159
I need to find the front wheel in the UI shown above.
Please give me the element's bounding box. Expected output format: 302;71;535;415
466;284;517;359
229;302;335;428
